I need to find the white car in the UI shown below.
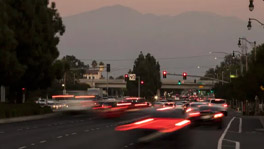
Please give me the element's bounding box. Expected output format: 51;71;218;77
209;99;228;116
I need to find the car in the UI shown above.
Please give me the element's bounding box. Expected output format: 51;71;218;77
209;99;228;116
185;102;209;112
186;105;224;129
115;108;191;143
92;100;128;118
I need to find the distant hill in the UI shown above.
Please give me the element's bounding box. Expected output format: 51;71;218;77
58;5;264;76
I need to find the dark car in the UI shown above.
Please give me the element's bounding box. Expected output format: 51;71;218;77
187;105;224;129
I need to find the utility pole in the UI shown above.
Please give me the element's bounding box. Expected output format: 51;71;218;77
222;71;224;85
0;85;5;102
138;76;140;97
107;71;109;96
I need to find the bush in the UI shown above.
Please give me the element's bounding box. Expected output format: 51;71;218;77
0;103;52;119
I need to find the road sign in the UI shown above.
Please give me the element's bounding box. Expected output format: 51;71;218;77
129;74;136;81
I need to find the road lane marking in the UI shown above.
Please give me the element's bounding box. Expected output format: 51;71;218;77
18;146;27;149
57;136;63;139
31;143;35;146
217;117;236;149
223;139;240;149
39;140;47;143
0;131;4;134
239;118;242;133
71;132;77;135
84;130;90;132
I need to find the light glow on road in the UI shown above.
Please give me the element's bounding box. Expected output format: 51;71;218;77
134;118;154;125
175;120;191;126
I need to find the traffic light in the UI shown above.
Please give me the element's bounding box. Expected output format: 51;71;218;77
182;72;187;80
140;80;144;85
178;80;181;85
106;64;110;72
163;71;167;78
22;88;26;94
125;74;129;81
210;90;214;93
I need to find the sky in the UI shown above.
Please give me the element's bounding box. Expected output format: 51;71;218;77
52;0;264;20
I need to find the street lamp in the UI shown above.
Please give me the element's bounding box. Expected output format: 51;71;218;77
248;18;264;30
249;0;254;11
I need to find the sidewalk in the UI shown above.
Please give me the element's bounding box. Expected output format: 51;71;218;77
0;112;60;124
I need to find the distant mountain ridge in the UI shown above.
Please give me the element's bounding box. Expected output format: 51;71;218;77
58;5;264;76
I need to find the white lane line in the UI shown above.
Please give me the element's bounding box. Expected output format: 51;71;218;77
217;117;236;149
18;146;27;149
39;140;47;143
239;118;242;133
31;143;35;146
57;136;63;139
84;130;90;132
223;139;240;149
129;143;134;146
65;134;69;136
71;132;77;135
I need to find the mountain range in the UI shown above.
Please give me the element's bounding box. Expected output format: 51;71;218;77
58;5;264;77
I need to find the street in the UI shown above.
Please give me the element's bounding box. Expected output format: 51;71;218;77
0;109;263;149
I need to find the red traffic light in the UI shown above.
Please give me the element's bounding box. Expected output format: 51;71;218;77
163;71;167;78
182;72;187;77
140;80;144;85
125;74;128;78
22;88;26;91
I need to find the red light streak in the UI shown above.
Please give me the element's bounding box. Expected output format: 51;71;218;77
188;112;200;117
157;107;174;111
117;103;132;106
52;95;74;98
75;95;95;99
134;103;148;107
115;118;191;133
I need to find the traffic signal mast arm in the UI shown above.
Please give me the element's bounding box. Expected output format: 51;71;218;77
166;73;229;83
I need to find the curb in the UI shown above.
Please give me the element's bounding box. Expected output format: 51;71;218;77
0;112;60;124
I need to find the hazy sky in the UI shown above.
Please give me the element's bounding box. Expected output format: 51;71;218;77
52;0;264;20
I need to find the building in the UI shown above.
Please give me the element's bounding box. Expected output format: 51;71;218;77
83;65;104;80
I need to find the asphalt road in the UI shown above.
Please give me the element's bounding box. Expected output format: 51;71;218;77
0;109;263;149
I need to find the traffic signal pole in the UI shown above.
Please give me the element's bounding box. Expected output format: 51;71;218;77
138;76;140;97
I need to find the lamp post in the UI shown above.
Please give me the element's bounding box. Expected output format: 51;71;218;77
238;37;256;72
247;18;264;30
249;0;254;11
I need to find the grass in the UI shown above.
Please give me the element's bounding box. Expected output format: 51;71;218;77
0;103;52;119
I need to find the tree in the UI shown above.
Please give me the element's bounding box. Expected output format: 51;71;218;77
116;75;124;79
127;52;161;99
92;60;97;69
0;0;65;102
99;61;104;66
